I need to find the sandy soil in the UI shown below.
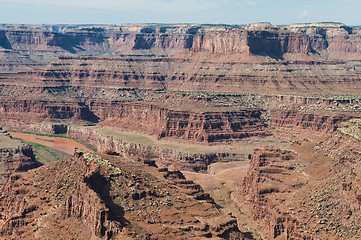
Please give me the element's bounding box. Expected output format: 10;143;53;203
9;132;93;155
183;161;265;239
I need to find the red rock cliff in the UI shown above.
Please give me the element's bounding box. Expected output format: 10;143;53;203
90;101;268;142
67;126;247;172
0;150;243;239
242;149;305;239
0;129;39;186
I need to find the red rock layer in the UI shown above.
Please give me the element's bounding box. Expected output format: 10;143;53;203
67;126;246;172
242;149;304;239
2;23;361;95
270;109;356;133
0;99;98;123
316;119;361;165
0;150;243;239
2;23;361;61
3;55;361;95
0;144;39;186
0;96;268;143
0;129;39;186
90;101;268;142
242;143;361;239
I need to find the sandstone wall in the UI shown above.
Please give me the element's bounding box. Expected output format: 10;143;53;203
2;23;361;64
1;26;195;57
0;145;38;186
242;149;304;239
89;101;268;142
270;109;355;133
316;119;361;165
0;99;99;126
10;55;360;95
192;24;361;60
0;149;243;239
192;30;249;53
67;126;246;172
0;129;39;186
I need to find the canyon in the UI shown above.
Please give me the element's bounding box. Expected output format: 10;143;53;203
0;22;361;239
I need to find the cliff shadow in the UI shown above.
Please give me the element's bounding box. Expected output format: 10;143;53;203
0;31;12;49
247;31;284;60
85;171;128;226
50;32;106;54
80;106;100;123
133;34;156;50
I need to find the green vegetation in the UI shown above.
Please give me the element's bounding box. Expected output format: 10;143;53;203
35;137;55;142
12;137;71;164
14;131;97;152
17;131;68;138
95;126;250;154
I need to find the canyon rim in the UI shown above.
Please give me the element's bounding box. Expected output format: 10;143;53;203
0;22;361;239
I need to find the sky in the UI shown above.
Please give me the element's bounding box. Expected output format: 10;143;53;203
0;0;360;26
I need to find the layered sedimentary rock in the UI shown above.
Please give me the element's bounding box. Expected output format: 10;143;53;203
0;24;197;66
0;89;270;143
0;23;361;145
3;54;361;94
1;22;361;94
67;126;247;172
0;128;39;186
268;95;361;133
270;110;355;133
0;150;243;239
0;99;98;122
317;119;361;165
242;149;305;239
2;22;360;60
90;101;268;142
242;143;361;239
194;22;361;60
1;22;361;240
0;100;268;143
1;88;360;148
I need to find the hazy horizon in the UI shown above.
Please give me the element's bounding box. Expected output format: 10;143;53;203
0;0;360;26
1;22;360;27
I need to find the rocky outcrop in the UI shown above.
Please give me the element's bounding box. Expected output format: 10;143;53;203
1;23;361;95
67;126;247;172
4;23;359;61
90;100;268;142
0;94;268;143
0;150;243;239
4;52;361;95
242;149;304;239
192;30;249;53
193;22;361;60
0;128;39;186
160;109;267;142
35;56;171;90
268;94;360;107
0;145;38;186
1;25;196;59
1;22;361;239
0;99;98;123
298;163;361;239
268;95;361;133
2;91;360;147
270;109;355;133
2;22;361;240
241;144;361;239
316;119;361;165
